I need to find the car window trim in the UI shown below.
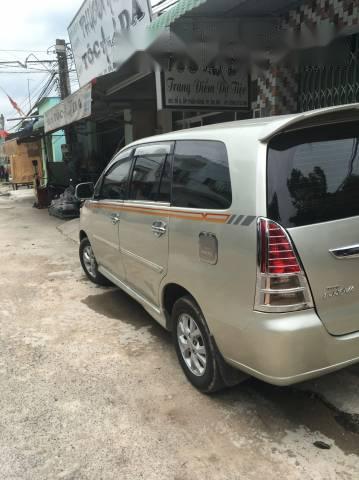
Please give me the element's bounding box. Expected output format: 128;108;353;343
158;152;173;204
134;142;173;157
128;141;174;203
98;148;135;201
123;200;171;207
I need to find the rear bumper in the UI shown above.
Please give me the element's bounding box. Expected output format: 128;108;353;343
224;309;359;386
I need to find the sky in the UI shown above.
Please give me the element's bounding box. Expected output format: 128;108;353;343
0;0;167;131
0;0;82;130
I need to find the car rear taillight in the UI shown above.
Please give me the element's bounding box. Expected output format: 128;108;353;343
254;218;314;313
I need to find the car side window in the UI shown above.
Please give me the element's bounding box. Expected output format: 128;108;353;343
100;154;132;200
172;140;232;209
129;143;172;202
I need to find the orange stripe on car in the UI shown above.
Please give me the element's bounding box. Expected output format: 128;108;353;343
87;202;230;224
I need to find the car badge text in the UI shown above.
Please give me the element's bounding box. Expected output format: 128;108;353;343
324;285;355;299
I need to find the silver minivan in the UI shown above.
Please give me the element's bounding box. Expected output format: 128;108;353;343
77;104;359;393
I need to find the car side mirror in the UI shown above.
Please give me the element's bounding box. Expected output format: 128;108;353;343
75;182;94;200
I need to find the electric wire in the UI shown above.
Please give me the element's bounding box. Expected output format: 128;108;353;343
7;71;57;132
1;44;75;130
18;71;54;110
0;49;49;53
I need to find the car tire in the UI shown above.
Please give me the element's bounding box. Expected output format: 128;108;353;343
172;295;226;394
79;237;112;286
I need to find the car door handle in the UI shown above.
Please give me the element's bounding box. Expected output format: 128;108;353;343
330;244;359;259
111;214;120;225
152;220;167;237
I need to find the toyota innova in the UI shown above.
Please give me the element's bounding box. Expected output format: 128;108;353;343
77;104;359;393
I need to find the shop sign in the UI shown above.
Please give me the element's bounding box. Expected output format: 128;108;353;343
161;58;249;110
68;0;151;86
44;83;92;133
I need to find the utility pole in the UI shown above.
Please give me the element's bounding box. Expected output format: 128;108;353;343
55;39;75;184
55;39;71;100
27;79;32;110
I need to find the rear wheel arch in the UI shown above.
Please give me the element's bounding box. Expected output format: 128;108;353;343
163;284;248;391
79;230;87;242
162;283;203;331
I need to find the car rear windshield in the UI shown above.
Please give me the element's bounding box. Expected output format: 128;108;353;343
267;121;359;228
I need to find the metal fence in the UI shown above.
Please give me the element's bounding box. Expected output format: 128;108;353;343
298;34;359;112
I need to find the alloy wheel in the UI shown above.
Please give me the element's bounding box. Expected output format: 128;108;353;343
83;245;96;278
177;313;207;377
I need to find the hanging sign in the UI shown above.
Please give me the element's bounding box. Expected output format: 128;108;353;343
68;0;151;86
44;83;92;133
160;58;249;110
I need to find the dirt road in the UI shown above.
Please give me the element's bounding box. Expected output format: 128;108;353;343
0;188;358;480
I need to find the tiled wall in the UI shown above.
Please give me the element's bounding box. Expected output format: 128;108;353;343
252;0;359;116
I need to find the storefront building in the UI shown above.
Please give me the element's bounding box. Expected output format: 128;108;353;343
44;0;359;184
149;0;359;120
44;0;157;183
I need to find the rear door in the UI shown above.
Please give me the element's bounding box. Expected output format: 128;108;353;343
118;142;172;307
267;121;359;335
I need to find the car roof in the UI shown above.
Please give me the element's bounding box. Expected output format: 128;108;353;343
125;103;359;151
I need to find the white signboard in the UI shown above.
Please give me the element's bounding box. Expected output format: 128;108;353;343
44;83;92;133
162;58;249;110
68;0;151;86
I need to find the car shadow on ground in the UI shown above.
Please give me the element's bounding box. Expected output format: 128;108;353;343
82;285;359;455
81;287;171;344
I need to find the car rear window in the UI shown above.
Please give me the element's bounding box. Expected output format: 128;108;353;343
267;122;359;228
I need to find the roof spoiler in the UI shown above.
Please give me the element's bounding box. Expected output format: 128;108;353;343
259;103;359;143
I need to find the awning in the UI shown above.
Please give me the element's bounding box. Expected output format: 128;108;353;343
44;52;156;134
44;83;92;134
148;0;302;32
148;0;207;31
6;120;41;142
147;0;347;68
